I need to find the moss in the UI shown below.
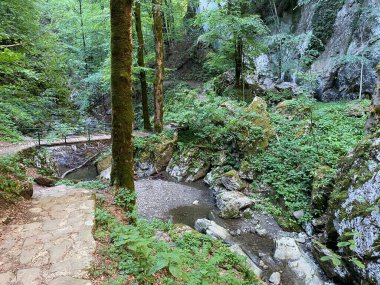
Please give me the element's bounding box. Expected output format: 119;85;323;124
276;216;301;232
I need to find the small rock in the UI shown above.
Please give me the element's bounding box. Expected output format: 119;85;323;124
192;200;199;205
195;219;232;241
293;209;304;220
269;272;281;285
255;225;267;236
259;260;269;270
236;229;241;235
295;233;307;244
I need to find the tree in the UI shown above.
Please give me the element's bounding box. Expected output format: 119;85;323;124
153;0;164;133
135;0;151;130
110;0;136;216
196;0;267;87
365;62;380;133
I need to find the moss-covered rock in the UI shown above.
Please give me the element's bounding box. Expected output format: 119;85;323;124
96;153;112;173
275;99;312;120
220;170;247;192
311;166;336;212
243;96;273;153
166;147;211;182
326;132;380;284
311;240;352;283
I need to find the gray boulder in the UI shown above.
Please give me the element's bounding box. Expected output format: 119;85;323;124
216;191;253;219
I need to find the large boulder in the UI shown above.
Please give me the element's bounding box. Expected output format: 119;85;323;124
166;147;210;182
274;237;325;285
216;191;253;219
135;134;176;177
326;132;380;284
243;97;274;153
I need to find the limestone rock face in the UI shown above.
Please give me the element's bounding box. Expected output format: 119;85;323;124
307;0;380;101
326;133;380;284
194;218;232;241
96;154;112;173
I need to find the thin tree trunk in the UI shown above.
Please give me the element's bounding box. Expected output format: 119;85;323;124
359;61;364;99
153;0;164;133
270;0;282;79
110;0;136;216
365;62;380;133
78;0;88;72
135;1;151;131
235;37;243;88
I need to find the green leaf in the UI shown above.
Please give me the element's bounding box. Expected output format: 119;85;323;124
337;241;351;248
351;258;365;269
149;258;169;275
169;264;182;279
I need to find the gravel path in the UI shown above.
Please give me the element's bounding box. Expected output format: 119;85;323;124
0;185;96;285
136;179;214;221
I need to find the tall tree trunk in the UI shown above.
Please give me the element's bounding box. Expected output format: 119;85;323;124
270;0;282;79
359;61;364;99
110;0;136;216
78;0;88;72
235;37;243;88
153;0;164;133
365;62;380;133
135;1;151;131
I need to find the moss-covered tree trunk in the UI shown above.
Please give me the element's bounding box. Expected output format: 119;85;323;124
153;0;164;133
135;1;151;131
110;0;136;214
365;62;380;133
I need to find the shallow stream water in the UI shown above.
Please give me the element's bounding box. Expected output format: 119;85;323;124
63;165;310;284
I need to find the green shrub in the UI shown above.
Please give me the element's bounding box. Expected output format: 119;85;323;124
93;208;258;284
248;99;369;219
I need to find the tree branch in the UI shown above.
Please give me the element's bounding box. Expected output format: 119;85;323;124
0;43;23;48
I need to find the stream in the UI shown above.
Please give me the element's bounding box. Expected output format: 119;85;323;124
61;163;328;285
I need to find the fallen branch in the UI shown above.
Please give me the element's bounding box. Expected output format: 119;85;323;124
61;152;100;179
0;43;23;48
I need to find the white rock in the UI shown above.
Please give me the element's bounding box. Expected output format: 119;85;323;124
269;272;281;285
194;219;232;241
274;237;301;260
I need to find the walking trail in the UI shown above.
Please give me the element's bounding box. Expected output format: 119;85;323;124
0;185;96;285
0;137;107;285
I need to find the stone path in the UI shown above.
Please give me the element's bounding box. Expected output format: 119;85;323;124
0;185;96;285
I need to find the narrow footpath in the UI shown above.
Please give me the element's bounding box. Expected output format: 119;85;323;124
0;185;96;285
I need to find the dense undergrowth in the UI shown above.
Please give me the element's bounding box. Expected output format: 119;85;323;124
0;155;31;203
93;205;257;285
159;84;369;227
